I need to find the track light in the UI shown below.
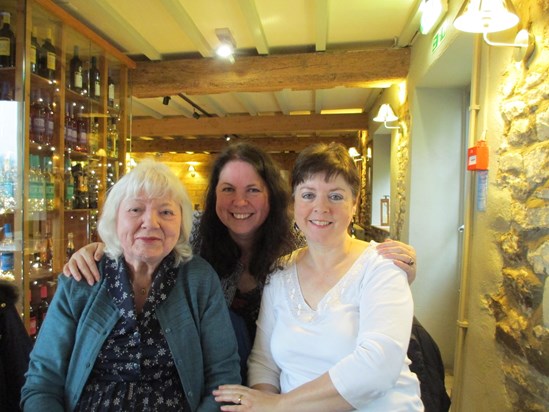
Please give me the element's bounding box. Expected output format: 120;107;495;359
162;96;171;105
215;28;236;63
192;110;200;120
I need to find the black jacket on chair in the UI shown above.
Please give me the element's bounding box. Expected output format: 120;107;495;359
407;317;451;412
0;281;33;412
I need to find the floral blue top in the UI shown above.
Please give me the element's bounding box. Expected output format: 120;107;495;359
75;255;190;411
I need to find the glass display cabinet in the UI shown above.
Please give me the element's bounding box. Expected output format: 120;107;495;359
0;0;134;336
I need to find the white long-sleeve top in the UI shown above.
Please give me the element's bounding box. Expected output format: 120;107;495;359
248;243;423;411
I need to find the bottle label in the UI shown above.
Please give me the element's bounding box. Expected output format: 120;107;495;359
94;81;100;97
108;83;115;101
47;51;55;71
75;71;83;89
32;117;46;134
0;37;9;56
0;252;14;271
65;183;74;200
46;182;54;200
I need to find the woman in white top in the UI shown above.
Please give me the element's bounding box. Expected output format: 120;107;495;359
214;142;423;411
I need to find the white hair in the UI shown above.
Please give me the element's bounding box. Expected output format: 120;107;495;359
97;158;193;266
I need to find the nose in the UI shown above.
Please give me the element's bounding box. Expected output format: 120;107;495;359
313;198;329;213
142;209;159;227
233;191;249;207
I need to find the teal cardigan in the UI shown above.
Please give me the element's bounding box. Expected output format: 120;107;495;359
21;255;241;411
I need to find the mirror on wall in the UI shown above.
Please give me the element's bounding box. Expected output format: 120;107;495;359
371;129;391;228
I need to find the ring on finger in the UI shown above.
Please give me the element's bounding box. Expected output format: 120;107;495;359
237;395;242;405
408;258;414;266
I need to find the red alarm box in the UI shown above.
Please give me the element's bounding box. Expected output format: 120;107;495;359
467;140;489;171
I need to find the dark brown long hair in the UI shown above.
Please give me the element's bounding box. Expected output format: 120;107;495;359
194;143;296;284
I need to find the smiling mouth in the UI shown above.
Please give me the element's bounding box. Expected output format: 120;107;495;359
232;213;253;220
310;220;331;226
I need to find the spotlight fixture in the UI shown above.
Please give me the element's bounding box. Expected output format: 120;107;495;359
162;96;171;105
188;165;196;178
373;104;401;129
453;0;535;62
225;135;231;142
215;28;236;63
192;110;200;120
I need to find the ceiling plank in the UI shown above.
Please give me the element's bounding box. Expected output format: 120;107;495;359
132;113;368;137
238;0;269;55
131;135;357;153
132;48;410;98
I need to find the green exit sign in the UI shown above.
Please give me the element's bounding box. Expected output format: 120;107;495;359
431;23;447;53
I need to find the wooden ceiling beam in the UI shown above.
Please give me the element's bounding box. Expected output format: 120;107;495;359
130;135;357;153
132;48;410;98
132;113;368;137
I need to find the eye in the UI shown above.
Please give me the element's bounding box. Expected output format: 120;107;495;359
220;186;234;193
247;187;261;193
329;193;344;201
160;209;175;216
301;192;315;200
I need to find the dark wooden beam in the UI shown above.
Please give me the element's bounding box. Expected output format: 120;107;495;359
130;135;358;153
132;48;410;98
132;113;368;137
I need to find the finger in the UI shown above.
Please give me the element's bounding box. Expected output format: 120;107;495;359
81;253;101;283
62;262;82;281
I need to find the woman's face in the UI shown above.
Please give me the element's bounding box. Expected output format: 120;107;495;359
293;173;356;245
117;194;181;268
215;160;270;242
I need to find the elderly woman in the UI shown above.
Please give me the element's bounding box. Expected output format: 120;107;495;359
21;159;240;411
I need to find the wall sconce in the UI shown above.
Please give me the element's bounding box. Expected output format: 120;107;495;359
215;28;236;63
366;147;372;160
373;104;401;129
188;165;196;177
348;147;364;162
453;0;535;62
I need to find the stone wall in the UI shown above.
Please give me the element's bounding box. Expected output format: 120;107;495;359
485;4;549;409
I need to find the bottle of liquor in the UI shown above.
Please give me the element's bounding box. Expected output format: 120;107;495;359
69;45;83;93
64;158;74;210
76;105;88;153
43;156;55;211
38;283;49;328
0;11;15;68
41;221;53;271
40;28;56;81
107;69;115;107
44;93;55;146
88;117;99;155
0;223;15;281
89;56;100;99
29;154;46;212
30;90;46;144
66;232;75;261
0;153;16;214
30;26;39;74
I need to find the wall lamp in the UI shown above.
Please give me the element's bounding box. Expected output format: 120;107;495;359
373;104;401;129
348;147;364;162
215;28;236;63
188;165;196;177
453;0;535;62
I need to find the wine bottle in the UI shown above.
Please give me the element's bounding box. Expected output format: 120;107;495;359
40;28;56;80
64;158;74;210
30;26;39;73
76;105;88;153
89;56;100;99
30;90;46;144
69;45;83;93
66;232;75;261
107;69;115;107
44;93;55;146
0;11;15;68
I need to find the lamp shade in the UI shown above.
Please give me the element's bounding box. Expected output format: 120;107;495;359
453;0;519;33
373;104;398;123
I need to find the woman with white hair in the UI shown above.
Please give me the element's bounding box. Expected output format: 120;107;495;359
22;159;240;411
